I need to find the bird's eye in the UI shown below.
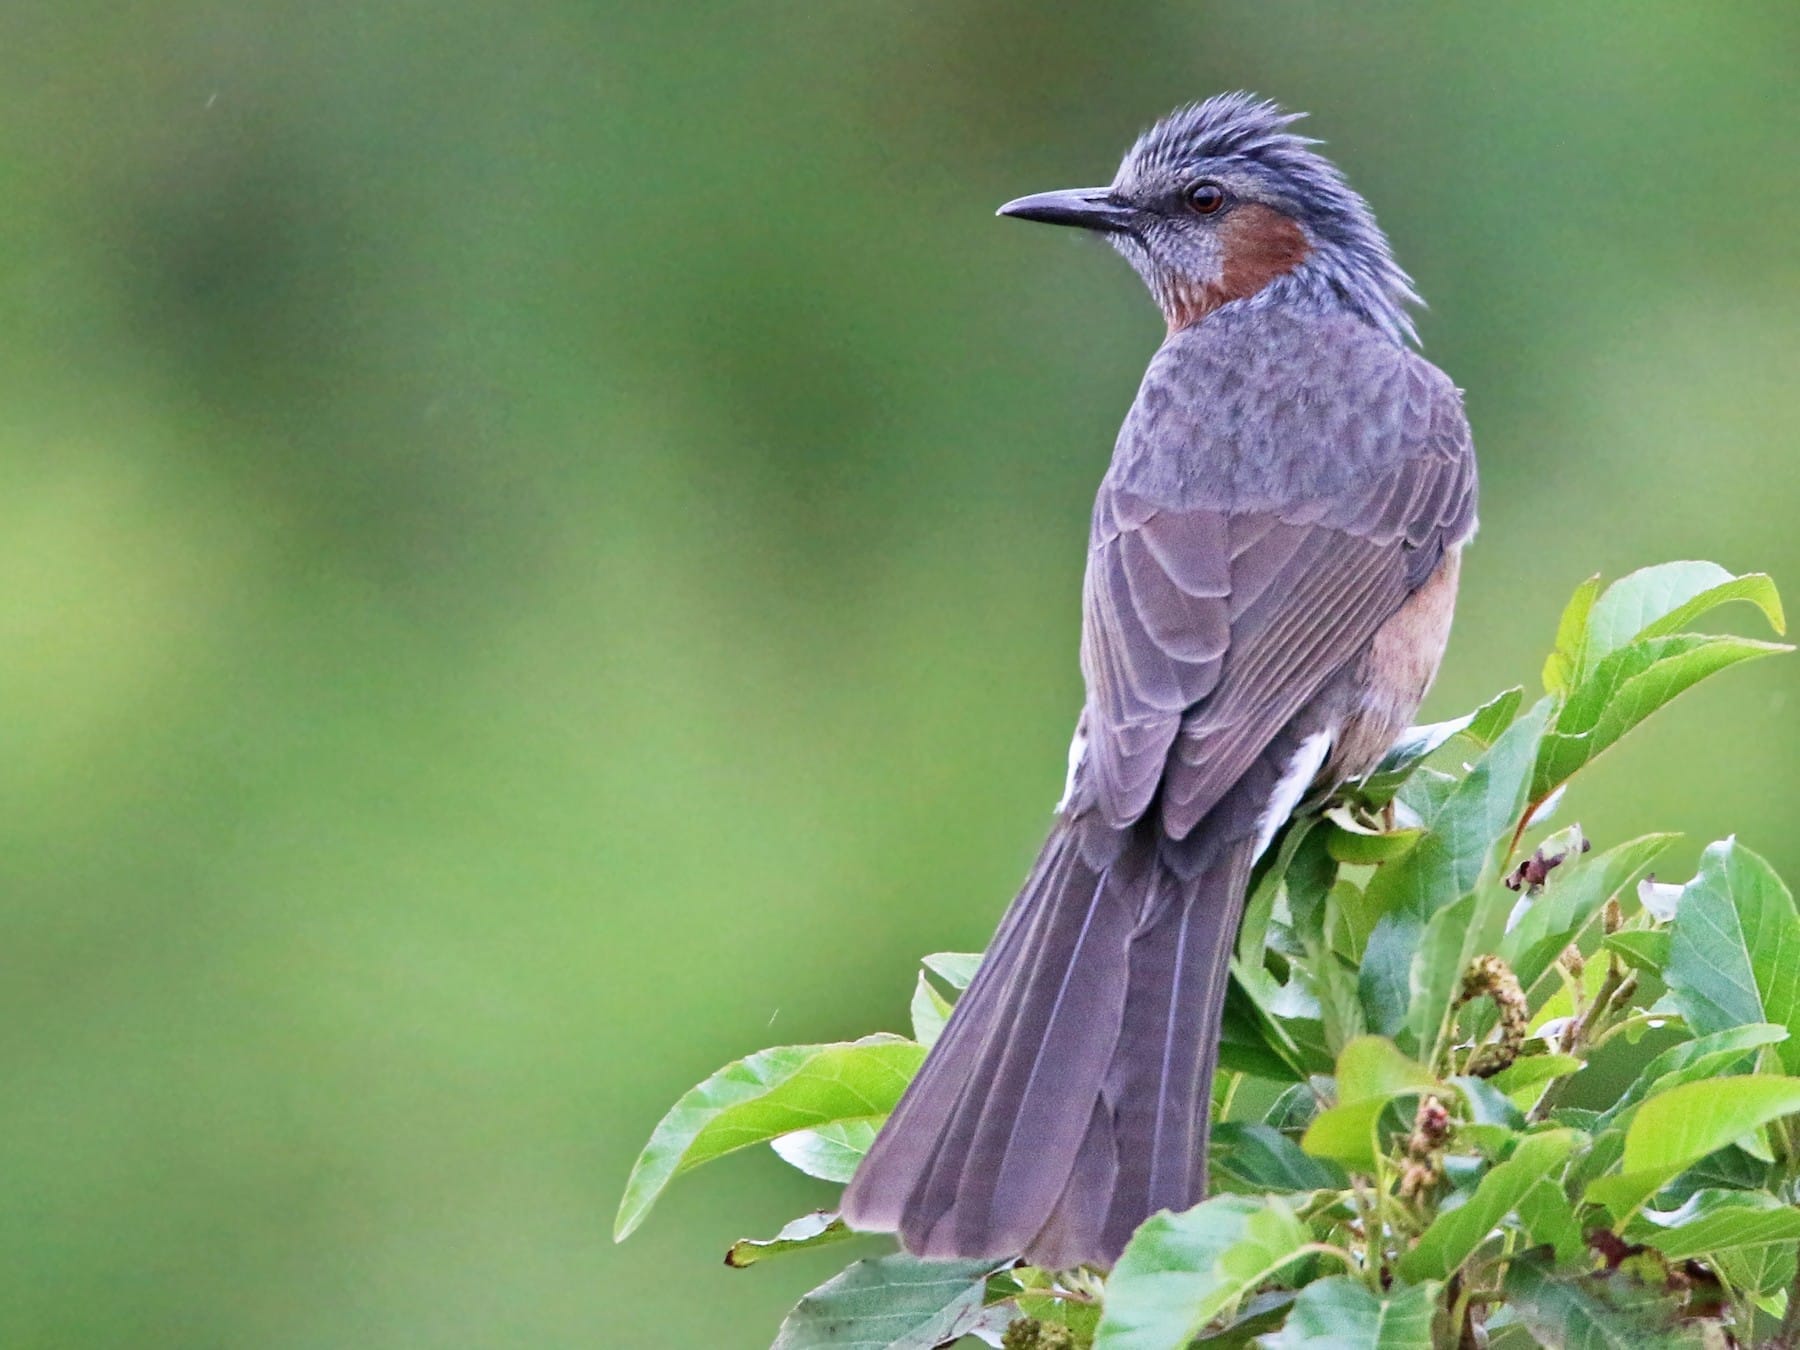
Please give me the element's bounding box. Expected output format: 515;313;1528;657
1186;182;1226;216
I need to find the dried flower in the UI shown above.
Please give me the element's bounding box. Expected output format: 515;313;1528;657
1459;955;1528;1077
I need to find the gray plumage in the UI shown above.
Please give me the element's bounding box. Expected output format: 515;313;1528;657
842;93;1476;1269
1113;93;1422;345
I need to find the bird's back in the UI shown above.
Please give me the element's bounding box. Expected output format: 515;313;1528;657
1107;303;1474;522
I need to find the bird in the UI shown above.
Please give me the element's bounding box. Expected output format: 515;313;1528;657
839;93;1476;1271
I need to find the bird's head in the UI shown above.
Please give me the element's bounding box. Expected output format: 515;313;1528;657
999;93;1418;343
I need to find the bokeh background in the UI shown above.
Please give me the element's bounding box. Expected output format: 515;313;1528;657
3;3;1796;1345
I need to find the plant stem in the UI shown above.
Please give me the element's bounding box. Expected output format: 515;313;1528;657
1446;1273;1474;1349
1589;1010;1669;1050
1507;806;1538;859
1530;959;1638;1123
1525;1076;1571;1126
1348;1178;1383;1294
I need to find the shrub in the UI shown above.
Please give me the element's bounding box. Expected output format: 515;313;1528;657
618;562;1798;1349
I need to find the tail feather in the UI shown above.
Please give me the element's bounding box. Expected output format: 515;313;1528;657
841;829;1079;1234
907;839;1136;1258
1030;1094;1120;1271
841;816;1255;1269
1099;844;1251;1259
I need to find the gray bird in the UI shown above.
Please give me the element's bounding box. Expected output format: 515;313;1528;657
840;94;1476;1271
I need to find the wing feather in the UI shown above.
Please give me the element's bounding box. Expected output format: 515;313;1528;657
1075;354;1475;838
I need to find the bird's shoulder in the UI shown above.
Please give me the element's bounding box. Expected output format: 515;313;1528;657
1106;302;1471;517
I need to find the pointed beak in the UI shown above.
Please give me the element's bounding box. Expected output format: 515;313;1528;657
996;187;1135;234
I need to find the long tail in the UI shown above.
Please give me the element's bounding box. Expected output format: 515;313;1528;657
840;817;1254;1269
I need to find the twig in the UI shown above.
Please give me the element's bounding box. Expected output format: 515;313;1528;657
1348;1178;1383;1294
1589;1010;1667;1050
1446;1273;1474;1349
1529;958;1637;1123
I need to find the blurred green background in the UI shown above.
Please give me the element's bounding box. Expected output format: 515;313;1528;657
2;3;1796;1345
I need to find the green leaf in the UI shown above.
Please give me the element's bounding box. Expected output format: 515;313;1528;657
1603;930;1670;975
1211;1122;1347;1194
1228;960;1329;1081
1491;1054;1584;1109
1360;686;1522;804
1665;839;1800;1075
1715;1240;1796;1299
1500;834;1676;1010
1406;889;1507;1066
921;952;981;992
1359;700;1551;1039
724;1211;855;1268
1630;1189;1800;1261
1012;1288;1102;1341
1632;571;1786;641
1503;1250;1701;1349
1192;1292;1295;1347
1329;880;1383;962
1284;823;1342;943
1257;827;1361;1062
1336;1035;1442;1102
1621;1081;1800;1177
1323;809;1424;865
1551;1108;1603;1131
1566;1127;1624;1199
909;973;953;1049
1308;943;1367;1061
1302;1038;1439;1172
1584;1076;1800;1224
1461;687;1529;749
1661;1142;1773;1206
1395;766;1459;825
614;1034;923;1240
770;1254;1000;1350
1241;818;1327;969
1257;1276;1439;1349
1219;982;1309;1082
1094;1195;1309;1350
1262;1083;1321;1132
1399;1129;1580;1282
1453;1073;1525;1130
771;1119;881;1183
1543;574;1602;694
1591;1023;1787;1134
1582;562;1785;678
1533;633;1790;799
1518;1177;1587;1267
1371;697;1551;921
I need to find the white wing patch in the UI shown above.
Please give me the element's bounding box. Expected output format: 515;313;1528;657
1055;722;1087;814
1254;731;1333;859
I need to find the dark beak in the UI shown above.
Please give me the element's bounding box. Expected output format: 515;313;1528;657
996;187;1135;234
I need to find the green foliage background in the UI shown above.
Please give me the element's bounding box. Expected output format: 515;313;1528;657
1;4;1796;1346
